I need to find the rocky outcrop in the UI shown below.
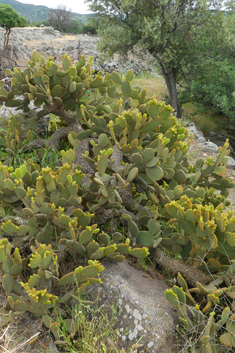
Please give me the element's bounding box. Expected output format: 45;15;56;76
0;27;156;75
200;141;219;153
0;26;61;60
185;121;235;168
86;260;178;353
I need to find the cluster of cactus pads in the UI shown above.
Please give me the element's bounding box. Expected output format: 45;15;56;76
0;52;235;348
165;266;235;351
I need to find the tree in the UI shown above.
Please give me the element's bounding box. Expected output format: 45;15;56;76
179;13;235;121
0;4;28;50
47;5;72;32
63;19;81;34
70;19;81;34
85;0;234;117
81;18;98;34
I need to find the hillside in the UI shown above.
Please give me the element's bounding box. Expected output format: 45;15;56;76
0;0;93;23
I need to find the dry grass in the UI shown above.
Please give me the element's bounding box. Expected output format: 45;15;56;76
132;71;168;99
0;324;41;353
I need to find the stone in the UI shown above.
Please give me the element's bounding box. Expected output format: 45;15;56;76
62;40;77;52
0;103;17;120
197;136;206;143
0;27;156;75
186;125;205;140
0;99;50;133
200;141;219;153
86;260;178;353
226;156;235;169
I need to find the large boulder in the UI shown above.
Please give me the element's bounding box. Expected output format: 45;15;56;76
200;141;219;153
186;124;206;142
86;260;178;353
227;156;235;169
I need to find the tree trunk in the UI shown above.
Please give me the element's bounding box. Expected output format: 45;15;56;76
161;68;181;118
4;29;11;51
153;248;212;287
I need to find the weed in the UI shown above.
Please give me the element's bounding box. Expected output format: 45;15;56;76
52;300;120;353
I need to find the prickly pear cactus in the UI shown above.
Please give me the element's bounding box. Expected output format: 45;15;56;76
1;52;235;351
0;146;148;329
0;115;34;165
165;269;235;351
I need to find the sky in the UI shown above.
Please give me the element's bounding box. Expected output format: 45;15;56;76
17;0;92;14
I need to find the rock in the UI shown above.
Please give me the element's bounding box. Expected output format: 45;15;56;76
0;99;49;132
186;125;205;140
0;27;156;76
197;136;206;143
86;260;178;353
227;156;235;169
200;141;219;153
0;103;17;120
0;97;33;120
62;40;77;52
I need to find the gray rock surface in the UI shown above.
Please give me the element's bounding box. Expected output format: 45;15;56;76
87;260;178;353
227;156;235;169
0;98;49;133
197;136;206;143
187;125;205;141
200;141;219;153
0;27;62;60
0;27;156;75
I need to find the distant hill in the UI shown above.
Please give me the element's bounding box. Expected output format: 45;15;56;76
0;0;93;23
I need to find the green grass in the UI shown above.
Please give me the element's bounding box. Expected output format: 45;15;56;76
40;299;147;353
181;102;225;134
0;146;62;170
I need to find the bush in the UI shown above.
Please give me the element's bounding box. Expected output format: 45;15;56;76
187;57;235;121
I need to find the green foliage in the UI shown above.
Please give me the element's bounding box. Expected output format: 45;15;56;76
86;0;234;117
1;52;115;125
0;115;62;169
0;115;34;164
29;20;50;27
81;18;98;35
0;4;27;30
188;56;235;121
0;4;28;49
67;19;81;34
0;145;147;333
